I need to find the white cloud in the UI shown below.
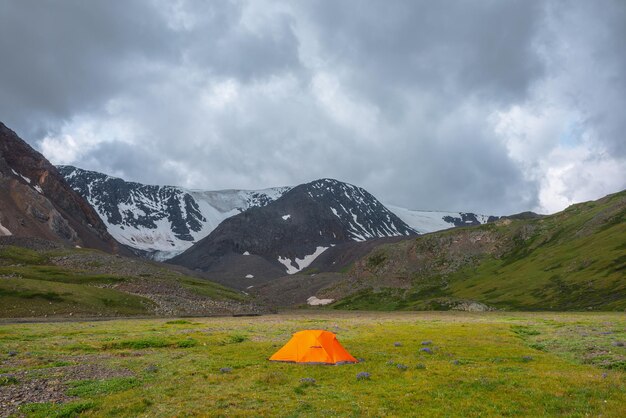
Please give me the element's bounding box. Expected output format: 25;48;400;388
40;115;140;165
200;79;240;110
492;96;626;213
537;143;626;213
311;72;380;139
40;134;81;164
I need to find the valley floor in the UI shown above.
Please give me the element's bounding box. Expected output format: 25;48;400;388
1;311;625;417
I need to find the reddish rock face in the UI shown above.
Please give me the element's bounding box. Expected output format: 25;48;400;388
0;121;124;253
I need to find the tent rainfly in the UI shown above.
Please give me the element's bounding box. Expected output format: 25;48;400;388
269;329;358;365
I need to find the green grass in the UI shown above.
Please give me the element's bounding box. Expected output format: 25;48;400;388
164;319;193;325
66;378;140;397
0;246;51;265
178;277;246;302
19;401;97;418
333;288;411;310
366;252;387;268
223;333;247;344
101;337;198;350
0;265;125;285
0;312;624;417
0;278;153;317
0;374;19;386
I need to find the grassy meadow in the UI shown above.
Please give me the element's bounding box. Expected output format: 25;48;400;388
1;311;625;417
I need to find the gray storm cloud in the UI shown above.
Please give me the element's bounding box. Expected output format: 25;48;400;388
0;0;624;214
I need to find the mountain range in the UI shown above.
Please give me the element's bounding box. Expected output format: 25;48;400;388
59;166;496;264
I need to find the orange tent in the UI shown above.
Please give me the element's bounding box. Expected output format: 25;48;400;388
269;329;358;365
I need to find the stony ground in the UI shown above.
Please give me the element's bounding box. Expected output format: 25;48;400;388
111;278;263;316
0;360;134;417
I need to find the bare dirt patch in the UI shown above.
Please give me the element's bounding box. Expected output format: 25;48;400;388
0;363;133;417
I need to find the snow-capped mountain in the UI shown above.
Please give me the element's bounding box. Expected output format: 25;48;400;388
169;178;417;279
59;167;498;265
386;205;497;234
58;166;290;260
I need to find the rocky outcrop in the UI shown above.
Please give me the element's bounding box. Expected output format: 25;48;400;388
0;122;124;253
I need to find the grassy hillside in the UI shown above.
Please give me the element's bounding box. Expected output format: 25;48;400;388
0;244;259;318
0;312;623;416
324;190;626;311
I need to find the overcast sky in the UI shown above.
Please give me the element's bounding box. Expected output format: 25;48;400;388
1;0;625;215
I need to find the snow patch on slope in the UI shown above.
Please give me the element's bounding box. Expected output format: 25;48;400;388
307;296;334;306
386;205;456;233
9;168;44;195
277;256;300;274
387;205;491;234
278;246;329;275
0;221;12;236
11;168;31;184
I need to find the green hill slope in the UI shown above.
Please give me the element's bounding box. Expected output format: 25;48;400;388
323;190;626;311
0;241;262;318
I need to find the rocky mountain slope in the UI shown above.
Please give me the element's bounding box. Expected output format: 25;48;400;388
169;179;417;280
313;189;626;311
59;166;290;260
0;123;123;253
59;167;495;260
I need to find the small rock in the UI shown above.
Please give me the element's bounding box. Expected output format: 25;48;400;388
299;377;316;385
611;341;624;347
220;367;232;374
421;340;432;345
396;363;408;371
420;347;433;354
393;342;402;347
356;372;371;381
7;351;18;357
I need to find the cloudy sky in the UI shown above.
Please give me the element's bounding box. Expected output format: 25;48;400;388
1;0;625;215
